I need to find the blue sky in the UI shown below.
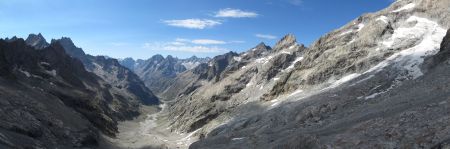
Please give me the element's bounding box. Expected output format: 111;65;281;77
0;0;393;59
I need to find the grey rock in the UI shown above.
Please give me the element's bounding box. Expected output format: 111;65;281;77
25;33;49;49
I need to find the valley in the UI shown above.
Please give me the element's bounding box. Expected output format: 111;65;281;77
100;105;197;149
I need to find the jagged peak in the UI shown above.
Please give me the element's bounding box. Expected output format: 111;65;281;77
52;37;75;46
26;33;45;40
256;42;266;47
274;34;297;50
4;36;19;42
122;57;135;61
166;55;175;60
25;33;49;49
225;51;238;56
50;37;87;60
255;42;271;49
188;55;198;59
151;54;164;59
148;54;165;63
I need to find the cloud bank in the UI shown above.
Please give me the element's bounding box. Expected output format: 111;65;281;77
215;8;258;18
163;19;221;29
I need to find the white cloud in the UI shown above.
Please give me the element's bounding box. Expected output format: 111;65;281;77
168;41;186;46
191;39;226;45
175;38;190;42
229;40;246;43
173;38;242;45
163;45;226;53
215;8;258;18
163;19;221;29
142;42;227;53
255;34;278;40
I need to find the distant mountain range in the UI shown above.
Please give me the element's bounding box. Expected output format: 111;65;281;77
118;55;210;99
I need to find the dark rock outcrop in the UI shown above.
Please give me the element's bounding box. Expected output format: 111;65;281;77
432;29;450;64
0;38;139;148
25;33;49;49
51;37;87;63
50;37;159;105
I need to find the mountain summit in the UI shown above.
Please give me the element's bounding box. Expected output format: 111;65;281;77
25;33;49;49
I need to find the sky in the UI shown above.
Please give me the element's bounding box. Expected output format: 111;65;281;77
0;0;393;59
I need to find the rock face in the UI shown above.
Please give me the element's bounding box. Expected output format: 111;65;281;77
191;29;450;149
162;34;306;134
265;0;450;99
145;0;450;148
52;37;87;62
119;55;210;99
430;29;450;64
0;38;151;148
50;37;159;105
0;34;160;148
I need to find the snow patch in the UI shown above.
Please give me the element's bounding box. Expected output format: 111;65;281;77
285;57;304;70
392;3;416;12
289;89;304;97
376;16;389;24
270;100;281;107
246;81;253;87
182;62;201;70
39;62;51;66
233;56;242;62
339;23;364;36
232;137;245;141
281;51;291;54
19;69;31;77
365;92;384;100
288;44;297;50
378;16;446;78
357;23;365;32
255;56;273;64
350;75;375;86
273;77;280;81
326;73;361;89
46;70;57;77
349;38;356;44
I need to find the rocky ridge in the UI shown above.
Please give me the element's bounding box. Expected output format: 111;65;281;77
0;38;156;148
24;33;49;49
49;37;159;105
147;0;450;148
0;34;160;148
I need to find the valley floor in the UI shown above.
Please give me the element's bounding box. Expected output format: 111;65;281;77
99;105;196;149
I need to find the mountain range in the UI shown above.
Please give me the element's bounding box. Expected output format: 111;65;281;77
118;55;210;99
0;0;449;148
